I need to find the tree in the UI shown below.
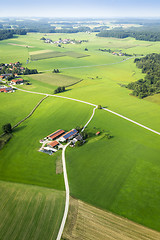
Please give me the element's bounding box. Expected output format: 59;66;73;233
98;105;102;109
85;48;88;51
40;37;46;40
2;123;12;134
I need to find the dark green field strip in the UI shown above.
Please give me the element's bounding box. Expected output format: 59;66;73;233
0;181;65;240
30;50;89;61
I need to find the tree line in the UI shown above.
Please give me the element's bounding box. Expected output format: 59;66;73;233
127;54;160;98
97;30;160;41
0;29;27;41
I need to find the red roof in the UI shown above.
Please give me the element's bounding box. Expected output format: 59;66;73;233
0;76;4;78
96;131;100;135
11;79;23;83
47;129;65;140
0;88;5;92
47;141;59;148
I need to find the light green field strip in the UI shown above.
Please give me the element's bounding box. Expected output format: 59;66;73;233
16;88;160;136
0;180;65;240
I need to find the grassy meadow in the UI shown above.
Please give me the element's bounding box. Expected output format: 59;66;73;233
1;32;160;234
66;109;160;231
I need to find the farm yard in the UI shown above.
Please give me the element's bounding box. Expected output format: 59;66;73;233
1;30;160;239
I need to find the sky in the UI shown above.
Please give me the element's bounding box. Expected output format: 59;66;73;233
1;0;160;18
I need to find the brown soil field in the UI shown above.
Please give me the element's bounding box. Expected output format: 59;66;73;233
63;197;160;240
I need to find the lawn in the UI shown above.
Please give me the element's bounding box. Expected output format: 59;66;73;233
0;180;65;240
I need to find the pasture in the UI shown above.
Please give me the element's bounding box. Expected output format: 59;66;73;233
0;180;65;240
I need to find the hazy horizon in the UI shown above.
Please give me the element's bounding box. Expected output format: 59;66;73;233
1;0;160;18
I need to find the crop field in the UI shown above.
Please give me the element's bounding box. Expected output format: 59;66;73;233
29;49;89;61
30;72;81;87
63;197;160;240
1;31;160;235
30;50;66;61
0;180;65;240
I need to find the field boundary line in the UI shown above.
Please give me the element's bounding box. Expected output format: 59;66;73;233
16;88;160;136
12;95;48;130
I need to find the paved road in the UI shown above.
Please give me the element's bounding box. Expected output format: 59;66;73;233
16;87;160;136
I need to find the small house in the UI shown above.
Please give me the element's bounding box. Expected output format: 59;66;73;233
0;87;13;93
11;79;24;85
47;141;59;149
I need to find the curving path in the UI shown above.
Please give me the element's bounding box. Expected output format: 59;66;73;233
56;105;97;240
56;142;70;240
81;106;98;132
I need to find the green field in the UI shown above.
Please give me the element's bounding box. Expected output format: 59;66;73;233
1;32;160;234
66;109;160;231
0;180;65;240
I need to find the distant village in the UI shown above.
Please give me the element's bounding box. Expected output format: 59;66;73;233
39;128;84;155
41;37;88;45
99;48;132;57
0;62;37;93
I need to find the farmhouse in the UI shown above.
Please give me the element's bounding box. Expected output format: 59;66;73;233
59;129;78;142
11;79;24;85
72;134;83;143
0;87;13;93
47;141;59;149
1;73;12;79
45;129;65;141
